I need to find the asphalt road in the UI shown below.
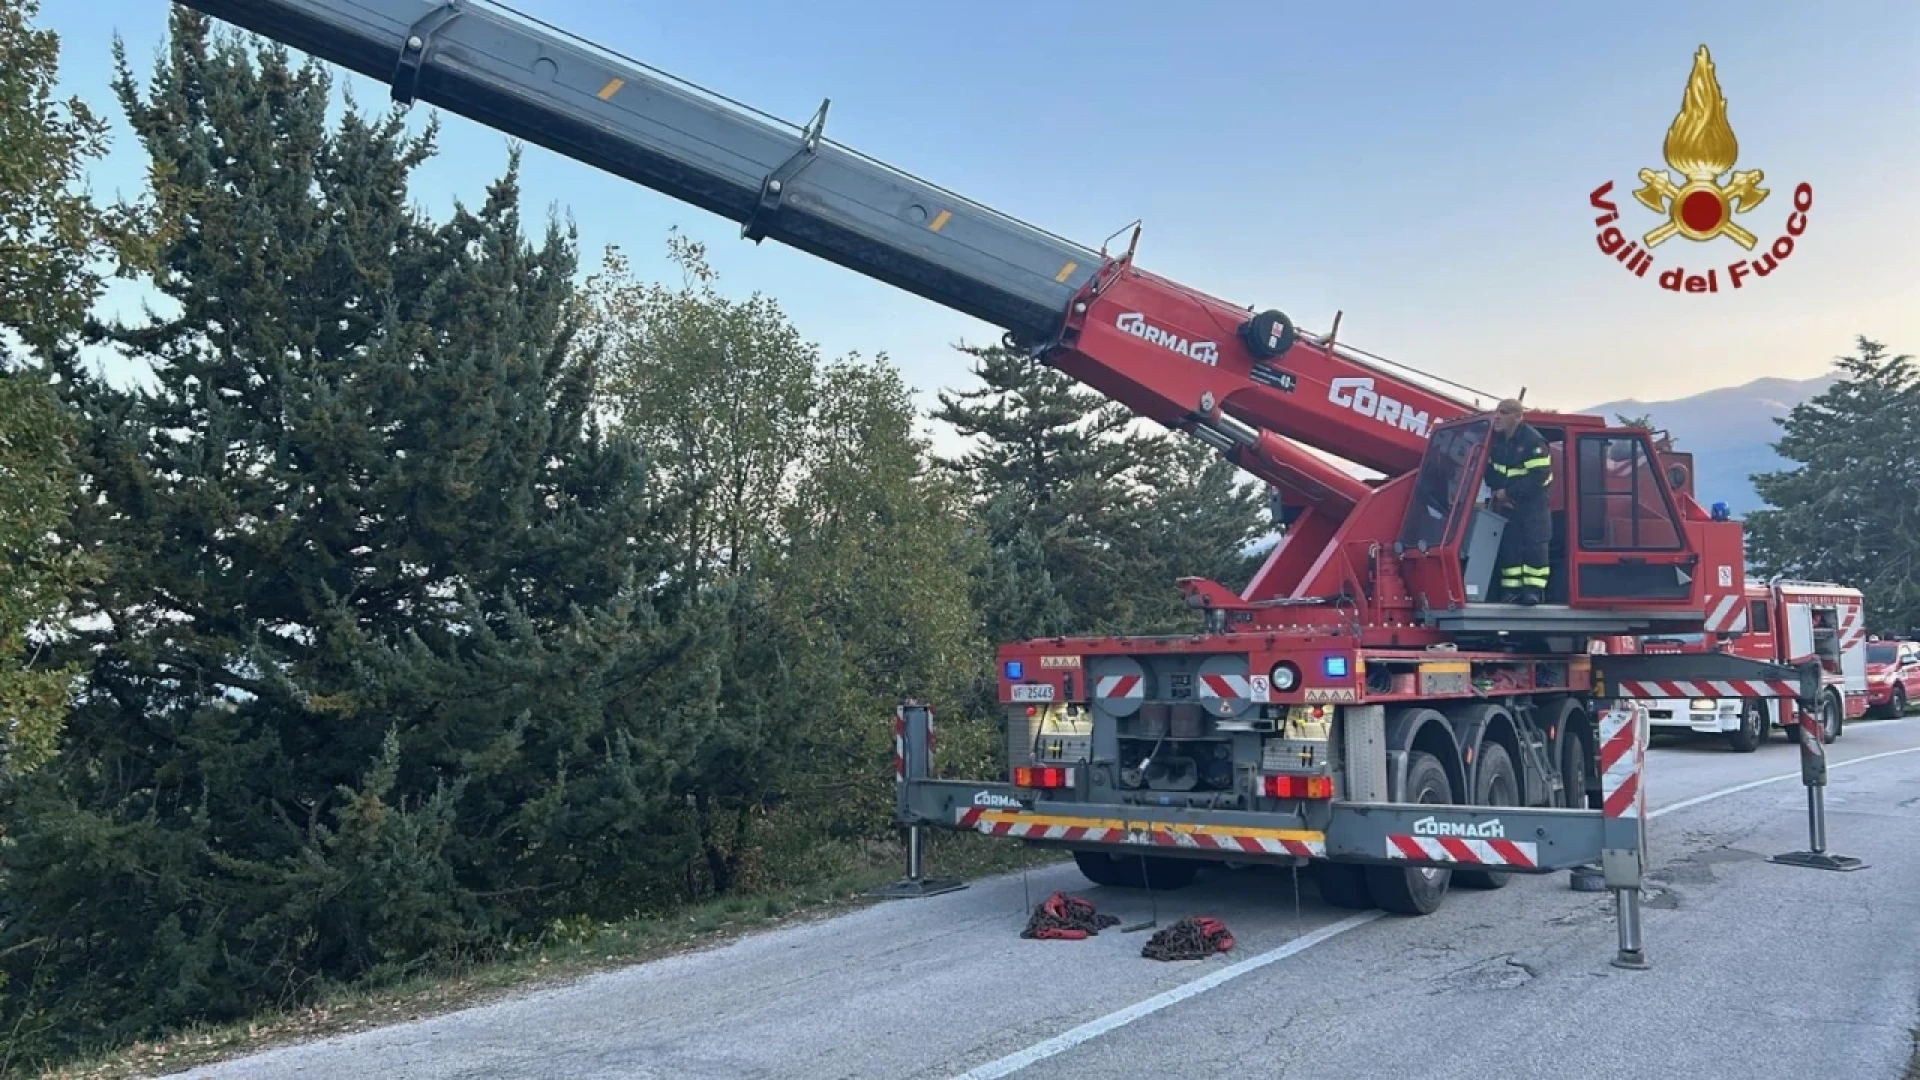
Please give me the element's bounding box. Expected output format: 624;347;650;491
173;717;1920;1080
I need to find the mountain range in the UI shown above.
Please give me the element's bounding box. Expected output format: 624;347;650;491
1579;373;1833;517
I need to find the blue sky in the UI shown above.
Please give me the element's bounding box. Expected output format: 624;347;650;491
46;0;1920;458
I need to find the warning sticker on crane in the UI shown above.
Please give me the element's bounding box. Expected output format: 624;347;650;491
1586;45;1811;294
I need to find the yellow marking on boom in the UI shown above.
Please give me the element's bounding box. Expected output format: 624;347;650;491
596;77;625;100
928;209;952;232
1055;260;1078;282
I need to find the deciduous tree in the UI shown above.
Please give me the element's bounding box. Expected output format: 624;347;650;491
0;0;158;789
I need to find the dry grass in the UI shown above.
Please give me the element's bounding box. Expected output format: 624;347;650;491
33;837;1062;1080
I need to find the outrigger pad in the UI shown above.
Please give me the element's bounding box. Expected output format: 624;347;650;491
867;877;968;899
1768;851;1866;872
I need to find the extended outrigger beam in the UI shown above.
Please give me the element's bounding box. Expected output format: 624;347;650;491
886;653;1821;969
869;703;967;899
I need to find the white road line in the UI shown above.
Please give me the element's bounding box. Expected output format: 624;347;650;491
948;912;1383;1080
1647;743;1920;820
950;739;1920;1080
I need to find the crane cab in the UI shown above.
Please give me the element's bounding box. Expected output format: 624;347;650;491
1394;411;1733;638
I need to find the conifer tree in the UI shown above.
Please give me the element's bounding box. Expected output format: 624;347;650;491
0;12;708;1060
1114;437;1270;631
931;343;1145;633
1746;337;1920;631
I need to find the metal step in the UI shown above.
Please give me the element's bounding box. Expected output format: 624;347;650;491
1425;603;1707;636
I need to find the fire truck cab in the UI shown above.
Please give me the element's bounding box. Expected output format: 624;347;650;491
1642;580;1867;748
1866;637;1920;717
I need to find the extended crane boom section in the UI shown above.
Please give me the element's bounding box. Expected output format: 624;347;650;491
176;0;1481;489
181;0;1102;342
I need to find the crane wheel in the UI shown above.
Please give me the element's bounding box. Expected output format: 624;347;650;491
1365;750;1454;916
1315;862;1375;910
1240;309;1297;360
1072;851;1199;890
1454;742;1518;890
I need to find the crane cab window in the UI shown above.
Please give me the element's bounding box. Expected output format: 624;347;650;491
1747;599;1771;634
1399;418;1487;549
1575;434;1683;550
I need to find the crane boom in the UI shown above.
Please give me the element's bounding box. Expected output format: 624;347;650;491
172;0;1477;497
175;0;1098;344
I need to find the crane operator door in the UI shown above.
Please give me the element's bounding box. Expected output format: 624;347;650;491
1564;431;1695;604
1396;419;1699;612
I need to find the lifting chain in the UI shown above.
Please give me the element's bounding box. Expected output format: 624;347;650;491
1020;891;1120;941
1141;916;1235;961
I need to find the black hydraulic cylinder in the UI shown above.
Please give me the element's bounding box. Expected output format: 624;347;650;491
174;0;1100;343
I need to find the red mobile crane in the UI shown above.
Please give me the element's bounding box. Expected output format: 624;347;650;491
174;0;1821;962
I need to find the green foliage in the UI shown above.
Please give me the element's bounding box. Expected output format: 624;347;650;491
580;240;992;892
0;371;85;781
931;341;1269;636
584;235;817;593
1113;437;1270;632
0;0;163;354
0;0;156;790
932;343;1149;634
1746;336;1920;632
0;12;713;1066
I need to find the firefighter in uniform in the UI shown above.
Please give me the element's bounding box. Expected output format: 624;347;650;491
1484;398;1554;605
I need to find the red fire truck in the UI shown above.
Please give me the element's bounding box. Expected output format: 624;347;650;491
1639;580;1867;748
1867;637;1920;717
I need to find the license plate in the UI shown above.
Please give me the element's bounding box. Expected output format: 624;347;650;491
1011;683;1055;702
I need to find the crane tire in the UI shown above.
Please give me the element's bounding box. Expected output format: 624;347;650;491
1365;750;1454;916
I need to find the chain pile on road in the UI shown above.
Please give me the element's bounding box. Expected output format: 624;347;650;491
1141;916;1235;961
1020;891;1121;940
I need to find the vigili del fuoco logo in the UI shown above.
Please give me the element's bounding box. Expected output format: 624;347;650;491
1588;45;1811;294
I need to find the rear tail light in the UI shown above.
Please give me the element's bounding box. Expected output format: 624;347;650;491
1262;774;1333;799
1014;766;1075;789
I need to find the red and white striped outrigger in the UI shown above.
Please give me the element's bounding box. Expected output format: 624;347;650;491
890;645;1822;971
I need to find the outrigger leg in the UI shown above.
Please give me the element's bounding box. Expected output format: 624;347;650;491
869;703;968;899
1769;703;1867;872
1596;698;1651;970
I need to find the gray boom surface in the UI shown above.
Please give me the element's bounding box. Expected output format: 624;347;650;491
175;0;1100;342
